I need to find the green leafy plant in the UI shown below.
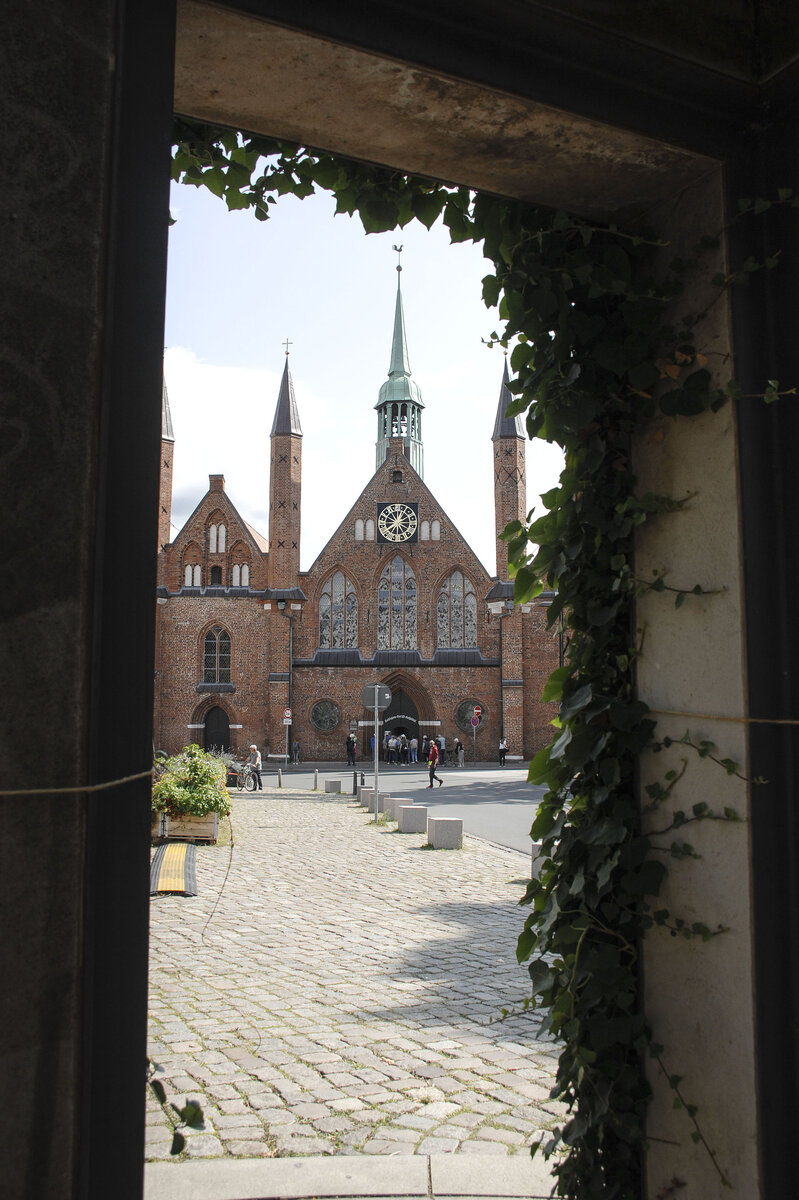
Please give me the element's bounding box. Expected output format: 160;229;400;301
152;743;231;818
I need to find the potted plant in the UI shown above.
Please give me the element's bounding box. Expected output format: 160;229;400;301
152;744;231;843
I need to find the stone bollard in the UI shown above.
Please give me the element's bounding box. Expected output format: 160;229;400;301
428;816;463;849
398;805;427;833
314;769;319;790
361;789;391;811
352;771;358;796
325;779;342;793
277;769;282;788
387;796;413;821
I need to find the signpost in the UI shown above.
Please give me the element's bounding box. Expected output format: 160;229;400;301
361;683;392;820
283;708;292;767
472;705;481;764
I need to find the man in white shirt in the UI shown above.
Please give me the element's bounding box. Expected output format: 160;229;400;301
247;744;262;790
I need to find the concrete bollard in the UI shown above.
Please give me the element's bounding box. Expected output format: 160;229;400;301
387;796;413;821
325;779;342;793
277;769;282;788
428;816;463;849
352;771;358;796
398;805;427;833
361;789;391;811
314;769;319;790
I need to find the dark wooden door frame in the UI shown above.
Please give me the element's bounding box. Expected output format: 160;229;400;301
90;5;798;1195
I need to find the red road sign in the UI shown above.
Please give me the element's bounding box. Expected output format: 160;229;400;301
473;705;482;716
283;708;292;719
471;716;480;727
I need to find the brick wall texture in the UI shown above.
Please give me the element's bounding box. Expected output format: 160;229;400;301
154;388;558;762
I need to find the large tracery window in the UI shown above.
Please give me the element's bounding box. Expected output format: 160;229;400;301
437;571;477;648
318;572;358;648
203;625;231;682
378;556;417;649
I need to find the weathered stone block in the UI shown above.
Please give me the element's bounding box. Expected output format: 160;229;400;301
398;805;427;833
387;796;413;820
428;816;462;849
324;779;342;793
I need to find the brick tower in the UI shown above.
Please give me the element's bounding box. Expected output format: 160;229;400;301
492;359;526;578
268;354;303;587
158;377;174;557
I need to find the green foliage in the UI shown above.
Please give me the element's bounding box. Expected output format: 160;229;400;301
151;744;231;817
147;1058;206;1156
171;119;774;1198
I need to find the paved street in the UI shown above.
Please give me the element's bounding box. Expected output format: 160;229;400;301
147;788;563;1163
259;763;544;855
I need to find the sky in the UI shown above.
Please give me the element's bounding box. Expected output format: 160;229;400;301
164;179;564;574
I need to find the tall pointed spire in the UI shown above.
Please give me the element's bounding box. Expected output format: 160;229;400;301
161;377;174;442
270;354;302;437
492;358;526;578
269;348;302;586
375;249;425;477
492;357;525;441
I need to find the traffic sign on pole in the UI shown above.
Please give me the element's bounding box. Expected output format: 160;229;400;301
283;708;292;719
471;716;480;727
473;705;482;718
361;683;392;710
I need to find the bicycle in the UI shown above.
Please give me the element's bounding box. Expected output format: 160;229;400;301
235;762;257;792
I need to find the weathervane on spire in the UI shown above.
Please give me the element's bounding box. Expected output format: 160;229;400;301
392;244;403;272
283;338;293;356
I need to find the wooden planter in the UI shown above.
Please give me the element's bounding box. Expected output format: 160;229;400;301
164;812;219;843
151;811;166;840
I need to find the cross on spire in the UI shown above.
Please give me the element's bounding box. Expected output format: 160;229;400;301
392;244;403;272
283;338;293;356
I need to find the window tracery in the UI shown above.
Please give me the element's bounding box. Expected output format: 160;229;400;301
319;572;358;648
378;556;417;649
437;571;477;647
203;625;231;682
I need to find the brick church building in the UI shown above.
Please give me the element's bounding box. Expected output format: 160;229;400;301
154;265;557;762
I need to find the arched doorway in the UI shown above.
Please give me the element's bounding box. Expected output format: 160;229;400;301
203;705;230;752
382;686;419;740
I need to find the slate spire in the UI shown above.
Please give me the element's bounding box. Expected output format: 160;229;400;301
491;357;525;441
161;377;174;442
270;355;303;437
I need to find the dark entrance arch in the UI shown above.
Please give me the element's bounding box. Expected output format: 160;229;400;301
382;686;419;739
203;705;230;752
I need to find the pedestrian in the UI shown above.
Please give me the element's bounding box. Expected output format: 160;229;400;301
437;733;446;766
292;738;301;765
427;739;444;788
499;738;507;767
345;733;356;766
456;737;465;768
410;735;418;764
421;735;429;761
370;733;375;758
247;744;263;791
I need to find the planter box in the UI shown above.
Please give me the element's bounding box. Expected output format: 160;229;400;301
151;811;166;840
165;812;219;843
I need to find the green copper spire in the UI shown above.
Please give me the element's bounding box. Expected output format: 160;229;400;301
375;248;424;477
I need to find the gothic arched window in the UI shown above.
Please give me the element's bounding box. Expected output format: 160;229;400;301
378;556;417;649
203;626;231;682
209;524;217;553
319;572;358;648
437;571;477;648
209;565;222;586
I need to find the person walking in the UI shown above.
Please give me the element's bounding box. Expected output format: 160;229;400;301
247;744;263;791
292;739;301;765
410;735;418;764
499;738;507;767
427;739;444;788
345;733;356;766
421;735;429;762
456;737;465;768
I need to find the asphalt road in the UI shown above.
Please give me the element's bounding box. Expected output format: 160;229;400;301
260;761;544;857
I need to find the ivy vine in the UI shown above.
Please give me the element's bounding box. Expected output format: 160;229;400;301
171;118;789;1198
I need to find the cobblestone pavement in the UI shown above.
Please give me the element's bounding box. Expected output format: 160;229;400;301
146;790;563;1161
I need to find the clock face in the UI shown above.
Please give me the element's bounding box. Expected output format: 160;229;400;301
377;502;418;543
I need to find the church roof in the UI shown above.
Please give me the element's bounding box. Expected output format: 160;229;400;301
270;356;303;437
491;358;525;441
376;266;424;410
162;378;174;442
